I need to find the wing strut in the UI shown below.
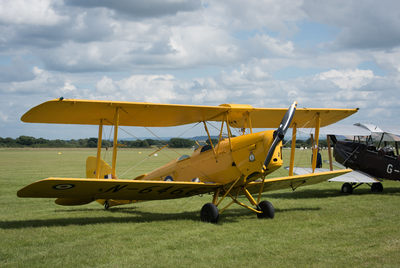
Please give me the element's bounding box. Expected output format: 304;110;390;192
224;113;233;151
311;113;321;172
112;107;119;177
245;111;253;134
327;135;333;171
96;119;103;179
215;120;225;156
288;123;297;176
203;121;217;158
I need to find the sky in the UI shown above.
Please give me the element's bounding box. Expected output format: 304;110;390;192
1;0;399;139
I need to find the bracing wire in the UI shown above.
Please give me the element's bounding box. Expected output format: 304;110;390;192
102;125;113;163
290;116;319;169
118;122;203;178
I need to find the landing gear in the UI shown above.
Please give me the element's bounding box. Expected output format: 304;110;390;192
200;181;277;223
200;203;219;223
341;183;353;194
104;200;110;210
257;200;275;219
371;182;383;192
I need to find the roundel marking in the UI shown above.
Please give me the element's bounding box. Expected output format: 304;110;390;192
249;152;255;162
53;184;75;190
164;175;173;181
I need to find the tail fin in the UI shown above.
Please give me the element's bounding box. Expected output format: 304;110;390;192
86;156;113;179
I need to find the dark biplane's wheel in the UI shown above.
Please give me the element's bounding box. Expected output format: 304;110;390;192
200;203;219;223
341;183;353;194
371;182;383;193
257;200;275;219
104;200;110;210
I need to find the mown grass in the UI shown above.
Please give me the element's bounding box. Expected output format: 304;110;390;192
1;147;399;267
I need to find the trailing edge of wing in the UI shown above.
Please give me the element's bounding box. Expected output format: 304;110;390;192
247;169;352;193
21;99;358;128
17;178;221;200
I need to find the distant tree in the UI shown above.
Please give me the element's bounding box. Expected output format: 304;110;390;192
49;139;66;147
0;137;16;147
87;137;98;148
16;136;35;146
145;138;167;146
120;139;150;148
169;138;195;148
102;140;112;148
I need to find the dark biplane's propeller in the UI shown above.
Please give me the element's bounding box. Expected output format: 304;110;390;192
263;101;297;171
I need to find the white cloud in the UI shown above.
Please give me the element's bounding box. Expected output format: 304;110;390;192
168;25;239;66
0;0;66;26
373;48;400;74
93;74;182;103
60;81;77;94
96;76;117;94
316;69;375;90
0;111;8;122
206;0;305;34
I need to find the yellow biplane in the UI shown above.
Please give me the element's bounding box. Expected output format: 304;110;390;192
18;98;357;223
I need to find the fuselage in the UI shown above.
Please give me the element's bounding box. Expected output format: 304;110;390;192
137;130;283;185
333;140;400;180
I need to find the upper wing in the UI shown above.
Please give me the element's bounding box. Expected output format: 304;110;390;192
288;167;380;183
246;169;352;193
21;99;358;128
17;178;221;200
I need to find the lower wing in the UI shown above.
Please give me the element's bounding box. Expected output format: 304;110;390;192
288;167;380;183
17;178;221;201
247;169;352;193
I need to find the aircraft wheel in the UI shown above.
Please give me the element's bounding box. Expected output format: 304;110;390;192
257;200;275;219
104;200;110;210
200;203;219;223
341;183;353;194
371;182;383;193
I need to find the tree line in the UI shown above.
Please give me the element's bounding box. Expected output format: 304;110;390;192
0;136;327;149
0;136;197;148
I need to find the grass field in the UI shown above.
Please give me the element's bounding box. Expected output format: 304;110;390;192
1;147;400;267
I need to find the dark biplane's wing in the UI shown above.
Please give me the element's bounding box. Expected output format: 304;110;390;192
288;167;380;184
246;169;352;193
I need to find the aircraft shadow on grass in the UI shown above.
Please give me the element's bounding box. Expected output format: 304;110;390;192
0;206;320;229
264;186;400;199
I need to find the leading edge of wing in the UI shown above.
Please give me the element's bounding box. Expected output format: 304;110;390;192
17;178;221;200
247;169;352;193
20;99;230;127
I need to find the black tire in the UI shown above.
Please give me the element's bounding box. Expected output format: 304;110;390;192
371;182;383;192
341;183;353;194
104;200;110;210
200;203;219;223
257;200;275;219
